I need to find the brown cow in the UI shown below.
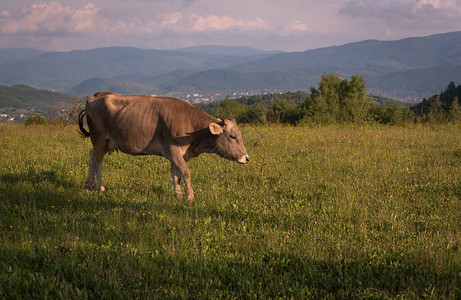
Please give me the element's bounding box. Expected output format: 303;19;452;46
78;92;250;203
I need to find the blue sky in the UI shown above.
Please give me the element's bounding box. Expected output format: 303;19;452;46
1;0;460;51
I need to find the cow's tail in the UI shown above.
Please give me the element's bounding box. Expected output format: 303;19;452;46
78;109;90;138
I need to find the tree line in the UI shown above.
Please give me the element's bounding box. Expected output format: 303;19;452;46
197;73;461;125
25;73;461;125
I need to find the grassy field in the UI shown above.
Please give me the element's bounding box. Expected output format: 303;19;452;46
0;123;460;298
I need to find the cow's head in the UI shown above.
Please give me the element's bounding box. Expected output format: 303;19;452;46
209;119;250;164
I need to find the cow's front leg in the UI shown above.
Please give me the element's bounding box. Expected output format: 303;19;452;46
169;155;194;203
171;165;183;199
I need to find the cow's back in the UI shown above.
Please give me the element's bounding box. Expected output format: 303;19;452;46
85;93;217;155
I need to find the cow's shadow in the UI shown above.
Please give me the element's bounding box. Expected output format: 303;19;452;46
1;166;298;232
1;168;88;214
2;168;264;225
1;169;73;188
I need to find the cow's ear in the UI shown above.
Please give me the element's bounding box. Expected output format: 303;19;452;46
209;123;223;135
223;119;235;127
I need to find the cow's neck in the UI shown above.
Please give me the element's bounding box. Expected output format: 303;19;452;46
184;129;217;161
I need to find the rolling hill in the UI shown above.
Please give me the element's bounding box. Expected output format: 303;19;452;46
0;46;277;91
0;48;48;65
0;84;77;122
178;45;281;56
224;31;461;100
1;32;461;101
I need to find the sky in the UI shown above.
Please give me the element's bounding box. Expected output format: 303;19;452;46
1;0;461;52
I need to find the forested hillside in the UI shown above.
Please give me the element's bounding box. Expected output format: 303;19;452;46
0;85;77;122
412;81;461;122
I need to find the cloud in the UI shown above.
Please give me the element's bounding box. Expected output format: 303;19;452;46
157;12;183;29
0;2;271;36
0;1;104;35
189;14;269;32
0;1;322;51
278;20;311;35
340;0;461;21
337;0;461;39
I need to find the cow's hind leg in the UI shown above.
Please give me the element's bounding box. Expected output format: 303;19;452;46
86;148;96;188
93;148;106;192
86;139;107;192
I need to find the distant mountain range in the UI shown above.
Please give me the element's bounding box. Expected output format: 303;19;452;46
1;31;461;101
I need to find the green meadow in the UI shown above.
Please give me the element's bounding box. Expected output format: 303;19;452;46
1;124;460;298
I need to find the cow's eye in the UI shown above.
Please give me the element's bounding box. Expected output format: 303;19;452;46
230;135;237;140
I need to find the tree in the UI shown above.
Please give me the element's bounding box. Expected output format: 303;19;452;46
302;89;331;124
319;73;341;120
303;73;369;124
247;103;268;124
428;95;444;123
448;96;461;123
339;75;369;122
412;81;461;121
213;99;248;122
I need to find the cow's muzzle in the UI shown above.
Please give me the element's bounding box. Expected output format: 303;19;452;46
238;155;250;164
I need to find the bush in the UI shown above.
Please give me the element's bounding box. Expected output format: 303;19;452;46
371;101;414;125
25;114;48;125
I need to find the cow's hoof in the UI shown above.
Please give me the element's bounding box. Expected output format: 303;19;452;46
186;196;194;205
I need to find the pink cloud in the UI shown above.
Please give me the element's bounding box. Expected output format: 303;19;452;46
0;2;103;35
189;14;269;32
